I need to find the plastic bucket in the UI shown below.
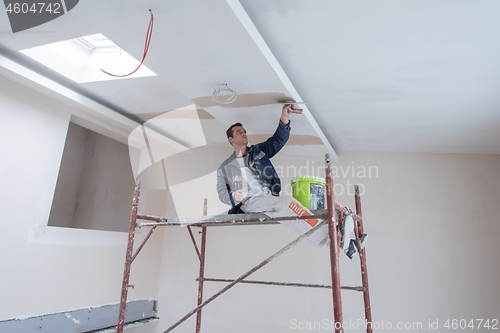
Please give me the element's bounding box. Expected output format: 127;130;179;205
291;176;326;210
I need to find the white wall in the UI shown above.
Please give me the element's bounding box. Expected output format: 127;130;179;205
0;74;162;325
153;151;500;333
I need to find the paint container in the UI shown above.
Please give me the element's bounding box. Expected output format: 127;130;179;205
291;176;326;210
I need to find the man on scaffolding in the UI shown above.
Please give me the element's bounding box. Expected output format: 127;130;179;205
216;104;365;257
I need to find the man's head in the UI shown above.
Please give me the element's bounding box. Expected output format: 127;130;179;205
226;122;248;147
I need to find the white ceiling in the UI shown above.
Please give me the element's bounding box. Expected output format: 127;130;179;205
240;0;500;154
1;0;499;154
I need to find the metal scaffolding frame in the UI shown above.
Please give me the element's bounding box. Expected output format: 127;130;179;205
116;154;372;333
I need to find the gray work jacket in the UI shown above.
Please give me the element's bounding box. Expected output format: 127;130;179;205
216;121;290;206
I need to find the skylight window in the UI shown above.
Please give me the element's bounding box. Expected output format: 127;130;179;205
77;33;118;50
20;33;156;83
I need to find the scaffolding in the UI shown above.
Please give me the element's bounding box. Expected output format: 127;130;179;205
116;154;372;333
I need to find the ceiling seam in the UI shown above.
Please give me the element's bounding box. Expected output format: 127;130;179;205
225;0;338;161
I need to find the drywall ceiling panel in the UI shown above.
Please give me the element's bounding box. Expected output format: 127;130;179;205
1;0;335;160
68;0;291;112
82;77;194;117
2;0;500;153
239;0;500;154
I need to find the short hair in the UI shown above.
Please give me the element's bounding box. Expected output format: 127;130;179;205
226;122;243;141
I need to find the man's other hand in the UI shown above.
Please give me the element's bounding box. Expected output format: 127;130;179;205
234;190;245;202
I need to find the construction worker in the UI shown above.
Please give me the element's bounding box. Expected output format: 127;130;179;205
216;104;331;248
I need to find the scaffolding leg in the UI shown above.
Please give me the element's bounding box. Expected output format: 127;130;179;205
195;199;208;333
326;154;343;333
117;181;141;333
354;185;372;333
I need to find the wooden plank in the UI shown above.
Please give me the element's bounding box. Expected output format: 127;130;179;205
137;209;329;227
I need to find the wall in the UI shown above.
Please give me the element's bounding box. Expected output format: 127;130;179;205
2;68;498;332
48;122;86;228
0;74;162;326
50;122;136;232
153;151;500;333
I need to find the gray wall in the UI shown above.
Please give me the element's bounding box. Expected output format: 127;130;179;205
49;122;135;232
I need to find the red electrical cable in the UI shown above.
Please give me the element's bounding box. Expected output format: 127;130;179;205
101;9;154;77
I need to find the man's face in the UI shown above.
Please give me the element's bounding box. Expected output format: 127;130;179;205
229;126;248;146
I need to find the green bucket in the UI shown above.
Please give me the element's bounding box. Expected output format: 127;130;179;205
291;176;326;210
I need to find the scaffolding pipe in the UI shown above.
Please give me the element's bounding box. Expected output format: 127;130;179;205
326;154;344;333
187;226;201;262
195;199;208;333
355;185;373;333
131;225;157;263
197;278;365;292
117;182;141;333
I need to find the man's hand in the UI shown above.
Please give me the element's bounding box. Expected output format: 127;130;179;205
281;104;303;125
234;190;245;202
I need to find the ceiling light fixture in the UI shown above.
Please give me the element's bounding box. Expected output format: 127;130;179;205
212;83;238;104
